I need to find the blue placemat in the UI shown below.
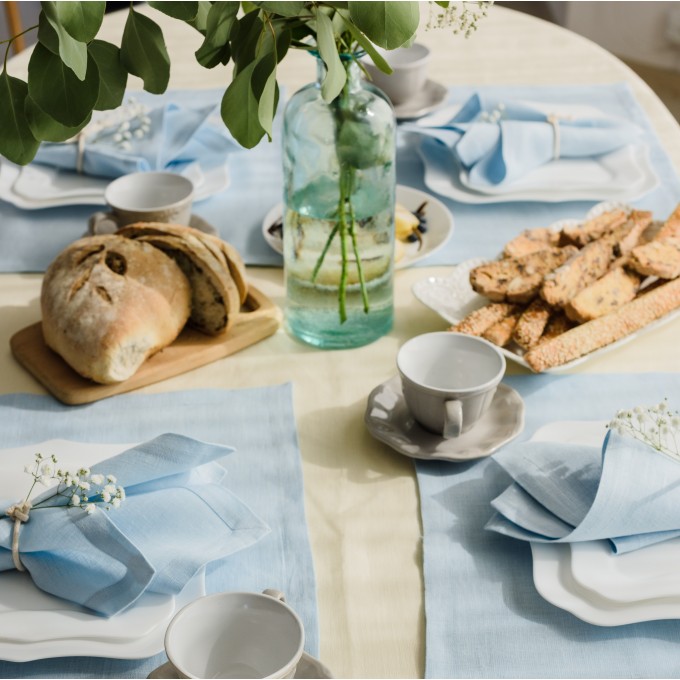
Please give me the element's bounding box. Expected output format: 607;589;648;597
2;83;679;273
0;384;318;679
417;372;680;679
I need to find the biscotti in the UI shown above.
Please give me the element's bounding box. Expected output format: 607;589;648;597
41;235;191;384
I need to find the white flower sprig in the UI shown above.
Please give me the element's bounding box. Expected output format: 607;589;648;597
74;97;151;152
16;453;126;516
426;1;493;38
608;400;680;462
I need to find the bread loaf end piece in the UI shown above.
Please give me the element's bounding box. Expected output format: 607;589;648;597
41;235;191;384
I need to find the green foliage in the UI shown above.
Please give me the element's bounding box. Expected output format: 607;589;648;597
0;1;445;161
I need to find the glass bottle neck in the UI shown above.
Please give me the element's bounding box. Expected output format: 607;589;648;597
315;56;363;96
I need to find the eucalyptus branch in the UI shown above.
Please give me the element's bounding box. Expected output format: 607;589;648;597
2;24;38;70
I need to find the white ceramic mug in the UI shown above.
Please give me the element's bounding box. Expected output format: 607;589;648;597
163;589;305;679
397;332;506;438
88;171;194;234
362;43;430;105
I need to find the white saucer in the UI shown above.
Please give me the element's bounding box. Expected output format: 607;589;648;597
364;376;524;462
261;185;454;270
394;79;448;120
147;652;334;678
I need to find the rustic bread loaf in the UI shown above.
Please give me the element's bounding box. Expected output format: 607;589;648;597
41;235;191;384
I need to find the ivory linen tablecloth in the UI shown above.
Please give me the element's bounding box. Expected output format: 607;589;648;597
2;4;680;677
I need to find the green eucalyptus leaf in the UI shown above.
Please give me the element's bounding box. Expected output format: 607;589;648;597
348;1;419;49
221;60;265;149
0;73;40;164
42;2;88;80
314;8;345;102
337;118;391;169
252;2;307;17
51;1;105;42
195;1;238;68
187;1;211;33
231;11;264;73
88;40;128;110
25;96;91;142
121;9;170;94
37;12;59;55
28;42;99;126
434;1;450;7
147;1;198;21
253;52;277;137
241;1;259;13
337;12;392;74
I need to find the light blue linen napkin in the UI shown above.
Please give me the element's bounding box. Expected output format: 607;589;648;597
0;385;318;679
0;434;269;616
401;92;642;188
33;98;237;179
417;373;680;678
487;429;680;553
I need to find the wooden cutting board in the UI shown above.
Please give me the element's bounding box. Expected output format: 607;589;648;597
10;285;282;406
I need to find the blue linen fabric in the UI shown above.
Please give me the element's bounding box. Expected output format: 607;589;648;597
33;99;237;179
416;373;680;679
0;384;318;679
2;83;679;272
0;434;269;616
487;429;680;553
400;93;642;187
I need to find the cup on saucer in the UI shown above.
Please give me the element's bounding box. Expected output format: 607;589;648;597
158;589;304;679
88;171;194;234
362;43;431;106
397;332;506;439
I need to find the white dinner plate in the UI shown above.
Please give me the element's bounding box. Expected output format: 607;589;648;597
529;421;680;626
0;160;230;210
408;100;659;204
0;440;206;661
261;185;454;269
411;202;680;373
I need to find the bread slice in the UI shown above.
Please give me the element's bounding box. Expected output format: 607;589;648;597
502;228;560;259
41;235;191;384
629;240;680;280
656;203;680;244
565;267;642;323
541;240;613;307
560;209;628;247
118;225;239;335
601;210;652;256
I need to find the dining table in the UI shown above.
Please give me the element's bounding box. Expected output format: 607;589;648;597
2;3;680;678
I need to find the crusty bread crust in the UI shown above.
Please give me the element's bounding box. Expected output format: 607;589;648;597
41;235;191;384
525;277;680;371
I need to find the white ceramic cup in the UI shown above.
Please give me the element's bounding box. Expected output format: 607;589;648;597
397;332;506;438
88;171;194;234
163;589;305;679
362;43;430;106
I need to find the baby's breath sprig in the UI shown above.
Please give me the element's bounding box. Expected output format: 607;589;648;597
426;1;493;38
13;453;126;517
607;399;680;462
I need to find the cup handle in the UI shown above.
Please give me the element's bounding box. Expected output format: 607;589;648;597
88;211;120;235
263;588;286;602
443;399;463;439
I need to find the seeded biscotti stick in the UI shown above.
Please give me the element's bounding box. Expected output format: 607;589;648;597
560;209;628;247
525;277;680;372
512;298;553;350
536;311;573;345
503;228;560;259
541;240;613;307
451;302;519;336
565;267;642;323
482;310;523;347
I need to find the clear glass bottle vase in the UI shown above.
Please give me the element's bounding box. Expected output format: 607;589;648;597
282;55;396;349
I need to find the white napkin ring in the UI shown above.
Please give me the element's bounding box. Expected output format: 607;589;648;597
547;114;561;160
6;500;32;572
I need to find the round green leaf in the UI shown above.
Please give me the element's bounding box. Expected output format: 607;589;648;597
252;2;308;17
52;2;106;42
88;40;128;110
25;96;91;142
348;1;419;49
121;9;170;95
0;73;40;165
195;1;238;69
315;8;346;102
37;12;60;55
148;1;198;21
28;42;99;127
221;61;265;149
41;2;89;81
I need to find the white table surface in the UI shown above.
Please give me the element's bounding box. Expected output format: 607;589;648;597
3;4;680;677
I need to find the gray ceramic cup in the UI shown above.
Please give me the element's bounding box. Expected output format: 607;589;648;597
397;332;506;438
88;171;194;234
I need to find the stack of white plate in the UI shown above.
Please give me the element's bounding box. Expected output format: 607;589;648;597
0;440;205;661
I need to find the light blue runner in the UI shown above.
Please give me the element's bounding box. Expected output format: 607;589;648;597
417;373;680;678
0;384;318;679
1;83;679;272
